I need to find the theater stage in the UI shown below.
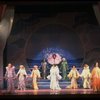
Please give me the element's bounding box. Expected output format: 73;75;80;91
0;88;99;95
1;89;100;99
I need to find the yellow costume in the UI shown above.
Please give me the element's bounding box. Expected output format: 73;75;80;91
31;65;41;90
67;66;80;89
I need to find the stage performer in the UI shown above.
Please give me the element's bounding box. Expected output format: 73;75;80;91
60;57;69;80
67;66;80;89
81;64;91;89
30;65;41;90
5;63;16;93
41;59;48;79
16;65;27;90
91;62;100;92
47;64;62;90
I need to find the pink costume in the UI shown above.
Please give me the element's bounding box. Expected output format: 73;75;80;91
5;65;16;93
16;66;27;90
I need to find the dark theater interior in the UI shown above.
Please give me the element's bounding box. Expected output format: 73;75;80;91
0;0;100;98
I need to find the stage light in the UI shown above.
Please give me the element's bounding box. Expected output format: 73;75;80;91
34;47;75;60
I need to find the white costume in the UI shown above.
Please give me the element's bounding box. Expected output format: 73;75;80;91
47;65;62;90
81;66;91;88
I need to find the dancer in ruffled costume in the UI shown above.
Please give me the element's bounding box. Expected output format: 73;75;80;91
47;64;62;90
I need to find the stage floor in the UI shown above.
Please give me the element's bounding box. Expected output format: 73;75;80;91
0;88;100;95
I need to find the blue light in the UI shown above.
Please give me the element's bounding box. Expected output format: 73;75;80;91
34;47;74;60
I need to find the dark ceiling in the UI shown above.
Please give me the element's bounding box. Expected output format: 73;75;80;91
15;4;93;13
15;1;97;13
0;1;98;13
0;1;98;25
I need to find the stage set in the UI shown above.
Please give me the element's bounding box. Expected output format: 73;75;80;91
0;1;100;96
0;89;95;95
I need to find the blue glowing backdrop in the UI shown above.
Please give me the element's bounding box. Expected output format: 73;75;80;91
24;24;84;68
